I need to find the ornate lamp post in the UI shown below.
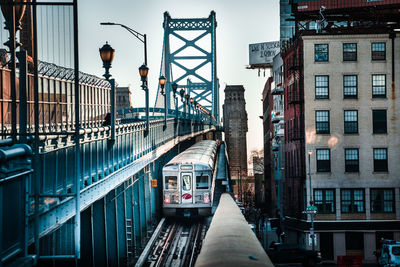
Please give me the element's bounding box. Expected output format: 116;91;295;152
159;75;167;130
1;0;27;141
185;93;190;120
99;42;116;141
100;22;149;135
303;149;317;252
139;64;149;135
172;82;178;120
100;22;147;65
179;89;186;119
1;0;27;49
190;98;194;122
194;101;198;121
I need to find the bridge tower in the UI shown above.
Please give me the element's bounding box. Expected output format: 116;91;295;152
155;11;219;122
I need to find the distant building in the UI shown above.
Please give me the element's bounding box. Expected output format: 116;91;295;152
262;77;275;215
280;0;295;42
223;85;248;201
116;86;132;111
253;155;265;208
271;53;285;214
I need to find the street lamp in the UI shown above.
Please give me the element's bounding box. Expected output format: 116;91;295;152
180;89;186;119
1;0;27;141
100;22;147;65
159;75;167;130
306;149;316;252
185;93;190;120
172;82;178;120
194;101;198;121
1;0;27;49
308;149;313;205
190;98;194;122
100;22;149;135
99;42;116;141
139;64;150;135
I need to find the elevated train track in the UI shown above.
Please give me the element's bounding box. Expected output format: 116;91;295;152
136;218;207;267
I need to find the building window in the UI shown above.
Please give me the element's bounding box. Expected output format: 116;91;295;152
316;149;330;172
314;189;335;214
345;149;359;172
315;110;330;134
373;110;387;134
373;148;388;172
315;75;329;99
315;44;328;62
372;42;386;60
341;189;365;213
372;74;386;98
343;43;357;61
343;75;357;99
344;110;358;134
371;189;395;213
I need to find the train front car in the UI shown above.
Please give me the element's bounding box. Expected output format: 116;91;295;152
162;140;218;217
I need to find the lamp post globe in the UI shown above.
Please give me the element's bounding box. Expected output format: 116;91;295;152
172;82;178;95
99;42;115;80
159;75;166;95
139;64;149;82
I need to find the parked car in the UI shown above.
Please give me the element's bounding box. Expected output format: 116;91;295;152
375;240;400;266
267;243;322;267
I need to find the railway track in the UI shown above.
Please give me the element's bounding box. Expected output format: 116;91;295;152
137;218;207;267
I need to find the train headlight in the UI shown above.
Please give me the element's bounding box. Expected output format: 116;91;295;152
203;192;210;204
164;193;171;204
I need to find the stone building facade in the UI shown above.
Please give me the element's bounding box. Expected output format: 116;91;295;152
299;33;400;262
116;86;132;111
223;85;248;201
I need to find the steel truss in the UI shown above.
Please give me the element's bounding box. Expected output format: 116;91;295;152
155;11;219;121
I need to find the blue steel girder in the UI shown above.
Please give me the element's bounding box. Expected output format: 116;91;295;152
154;11;219;121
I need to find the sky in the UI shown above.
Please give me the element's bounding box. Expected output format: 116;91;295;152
78;0;280;157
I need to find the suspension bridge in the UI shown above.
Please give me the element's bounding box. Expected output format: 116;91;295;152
0;1;222;265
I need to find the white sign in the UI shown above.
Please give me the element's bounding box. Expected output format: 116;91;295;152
249;41;280;66
308;233;317;246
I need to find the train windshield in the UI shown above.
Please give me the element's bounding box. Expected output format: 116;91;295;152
165;176;177;190
196;175;209;189
181;174;191;190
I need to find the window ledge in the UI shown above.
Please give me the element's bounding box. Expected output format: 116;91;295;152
372;132;388;135
371;97;387;100
314;61;329;63
344;133;359;135
344;171;360;174
316;171;332;174
372;171;389;174
343;97;358;100
314;98;330;101
371;60;387;63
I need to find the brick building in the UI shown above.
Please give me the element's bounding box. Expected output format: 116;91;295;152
282;37;306;219
280;1;400;263
223;85;248;201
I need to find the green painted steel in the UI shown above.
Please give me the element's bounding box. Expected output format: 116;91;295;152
155;11;220;121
